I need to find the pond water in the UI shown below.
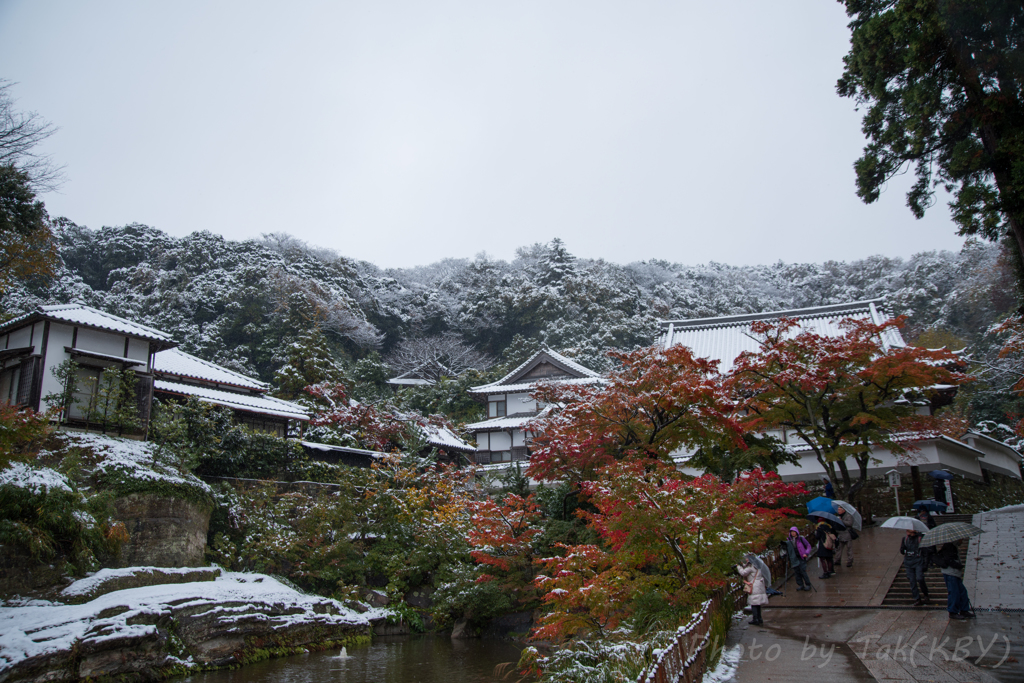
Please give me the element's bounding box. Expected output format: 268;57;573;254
181;636;525;683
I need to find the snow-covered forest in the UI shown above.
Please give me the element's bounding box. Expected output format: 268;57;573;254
6;221;1014;382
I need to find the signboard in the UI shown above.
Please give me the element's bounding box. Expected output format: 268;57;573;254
886;469;901;488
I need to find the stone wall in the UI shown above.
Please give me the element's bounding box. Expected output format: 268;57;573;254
113;493;212;567
0;546;67;599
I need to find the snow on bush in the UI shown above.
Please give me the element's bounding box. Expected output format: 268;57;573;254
0;462;72;494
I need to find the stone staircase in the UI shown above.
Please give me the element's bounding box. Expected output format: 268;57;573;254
880;533;968;607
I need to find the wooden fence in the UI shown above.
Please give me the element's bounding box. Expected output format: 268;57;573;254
636;546;787;683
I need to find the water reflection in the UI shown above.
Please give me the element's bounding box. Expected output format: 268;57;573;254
181;636;524;683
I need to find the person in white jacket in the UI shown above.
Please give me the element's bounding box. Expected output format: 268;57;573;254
737;561;768;625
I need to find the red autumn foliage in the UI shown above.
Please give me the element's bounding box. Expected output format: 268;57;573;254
730;315;966;497
527;344;743;483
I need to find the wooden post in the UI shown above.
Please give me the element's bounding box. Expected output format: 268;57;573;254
910;466;923;502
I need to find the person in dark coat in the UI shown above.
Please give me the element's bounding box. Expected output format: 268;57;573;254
915;507;937;529
900;530;931;605
935;542;973;619
815;521;835;579
784;526;813;591
932;478;947;504
822;475;835;499
835;505;856;567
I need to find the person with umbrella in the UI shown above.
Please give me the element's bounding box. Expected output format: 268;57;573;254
900;529;931;606
835;504;857;568
736;554;769;625
815;520;837;578
920;522;983;620
784;526;813;591
914;506;937;530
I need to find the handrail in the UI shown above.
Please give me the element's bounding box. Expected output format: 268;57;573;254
636;546;787;683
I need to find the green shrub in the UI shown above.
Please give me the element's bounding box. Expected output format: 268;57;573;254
0;462;123;575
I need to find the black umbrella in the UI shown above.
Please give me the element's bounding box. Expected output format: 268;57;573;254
928;470;954;480
808;510;847;530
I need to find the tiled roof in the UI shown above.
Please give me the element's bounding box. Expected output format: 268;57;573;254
154;380;309;420
472;377;604;395
471;347;602;394
658;299;906;374
465;414;538;431
300;441;389;458
0;304;175;344
420;424;475;452
154;349;268;391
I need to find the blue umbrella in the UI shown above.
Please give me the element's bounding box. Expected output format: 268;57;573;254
913;500;948;513
806;496;835;514
928;470;954;480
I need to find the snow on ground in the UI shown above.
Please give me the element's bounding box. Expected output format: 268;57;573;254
703;642;742;683
0;570;377;671
60;566;215;600
0;461;73;494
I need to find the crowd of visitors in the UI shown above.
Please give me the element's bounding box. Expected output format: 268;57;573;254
739;483;976;626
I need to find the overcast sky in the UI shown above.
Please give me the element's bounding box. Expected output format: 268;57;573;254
0;1;966;269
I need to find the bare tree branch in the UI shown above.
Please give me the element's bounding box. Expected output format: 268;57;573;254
386;333;493;381
0;80;65;192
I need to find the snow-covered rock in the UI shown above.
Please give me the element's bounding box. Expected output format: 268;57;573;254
0;571;376;682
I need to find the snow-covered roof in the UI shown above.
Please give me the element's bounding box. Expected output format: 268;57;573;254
474;376;604;395
420;423;475;452
154;380;309;421
962;430;1023;459
658;299;906;374
386;363;447;386
465;414;538;431
0;304;176;345
387;376;434;386
153;348;268;391
470;347;602;394
300;441;389;458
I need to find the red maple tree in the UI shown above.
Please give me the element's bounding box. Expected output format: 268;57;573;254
527;345;743;483
730;316;966;498
533;460;805;642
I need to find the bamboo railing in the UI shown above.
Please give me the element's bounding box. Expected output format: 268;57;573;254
636;546;787;683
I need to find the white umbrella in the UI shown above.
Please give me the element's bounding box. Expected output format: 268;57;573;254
744;553;772;585
880;516;930;533
832;501;863;531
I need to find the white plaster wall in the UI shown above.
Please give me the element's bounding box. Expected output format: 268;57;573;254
40;324;74;405
476;433;489;449
512;430;526;447
980;451;1022;478
7;325;35;351
76;328;125;356
489;432;512;451
963;437;1022;479
932;442;983;478
507;393;536;414
773;440;984;482
127;338;150;364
